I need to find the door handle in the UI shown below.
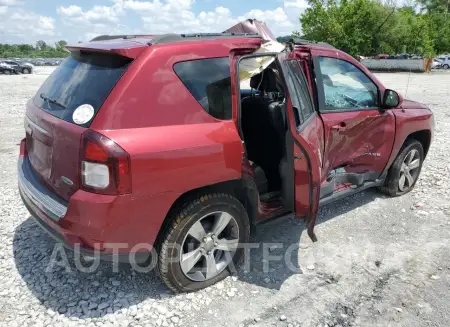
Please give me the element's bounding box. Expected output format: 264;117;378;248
331;122;347;130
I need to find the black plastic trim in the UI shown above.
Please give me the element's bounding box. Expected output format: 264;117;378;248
319;179;384;207
22;195;150;264
290;38;335;49
18;158;68;221
312;56;327;112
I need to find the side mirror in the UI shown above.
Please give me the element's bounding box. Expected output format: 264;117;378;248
383;89;400;108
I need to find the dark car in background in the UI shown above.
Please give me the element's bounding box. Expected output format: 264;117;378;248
0;60;33;74
0;62;16;75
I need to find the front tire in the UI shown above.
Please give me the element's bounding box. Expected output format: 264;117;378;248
157;193;250;293
379;139;424;196
22;68;30;74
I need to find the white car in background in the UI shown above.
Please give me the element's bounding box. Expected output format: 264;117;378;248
437;55;450;69
432;59;443;69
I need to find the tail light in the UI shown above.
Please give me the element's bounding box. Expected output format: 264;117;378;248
80;130;131;195
19;138;27;157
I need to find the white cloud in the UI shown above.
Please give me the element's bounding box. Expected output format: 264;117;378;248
0;0;17;5
56;0;305;42
57;4;123;26
239;8;295;35
57;5;83;17
0;8;55;43
284;0;308;32
1;0;308;44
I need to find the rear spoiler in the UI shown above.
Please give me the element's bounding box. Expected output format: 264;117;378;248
66;38;151;59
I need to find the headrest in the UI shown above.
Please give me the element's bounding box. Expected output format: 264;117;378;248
250;68;279;92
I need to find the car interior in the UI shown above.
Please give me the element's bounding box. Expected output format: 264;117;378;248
239;61;290;203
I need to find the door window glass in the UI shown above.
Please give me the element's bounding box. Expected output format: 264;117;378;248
284;59;315;126
318;57;378;110
174;57;232;120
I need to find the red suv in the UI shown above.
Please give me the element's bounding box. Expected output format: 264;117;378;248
18;33;433;293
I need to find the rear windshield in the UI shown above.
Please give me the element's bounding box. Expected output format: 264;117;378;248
33;51;132;126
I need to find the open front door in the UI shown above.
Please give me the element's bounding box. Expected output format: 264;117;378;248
278;53;323;241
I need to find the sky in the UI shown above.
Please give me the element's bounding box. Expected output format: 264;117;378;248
0;0;309;44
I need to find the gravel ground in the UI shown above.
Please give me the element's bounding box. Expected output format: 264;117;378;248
0;69;449;327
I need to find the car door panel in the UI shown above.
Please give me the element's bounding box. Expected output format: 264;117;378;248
312;54;396;186
321;110;395;180
292;115;322;216
278;54;322;241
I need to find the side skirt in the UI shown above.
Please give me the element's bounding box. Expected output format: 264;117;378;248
254;210;293;226
319;179;385;207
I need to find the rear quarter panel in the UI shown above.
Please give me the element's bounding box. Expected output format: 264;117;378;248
100;122;244;198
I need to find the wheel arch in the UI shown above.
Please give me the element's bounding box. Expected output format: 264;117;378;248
154;178;259;248
405;129;431;158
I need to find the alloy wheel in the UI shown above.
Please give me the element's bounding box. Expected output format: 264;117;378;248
180;211;239;282
398;149;421;191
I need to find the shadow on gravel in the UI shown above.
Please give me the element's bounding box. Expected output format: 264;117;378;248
13;189;380;318
13;217;170;318
236;189;381;290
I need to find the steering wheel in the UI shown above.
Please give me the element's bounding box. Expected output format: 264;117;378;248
342;94;359;107
327;92;360;108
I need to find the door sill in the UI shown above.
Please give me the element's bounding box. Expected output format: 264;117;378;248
255;210;293;225
319;179;384;207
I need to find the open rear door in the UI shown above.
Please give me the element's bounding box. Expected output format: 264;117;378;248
278;53;323;241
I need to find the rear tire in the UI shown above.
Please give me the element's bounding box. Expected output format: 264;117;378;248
4;70;10;75
443;64;450;69
22;68;30;74
379;139;424;197
157;193;250;293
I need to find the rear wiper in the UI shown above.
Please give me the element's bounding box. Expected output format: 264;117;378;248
40;93;66;110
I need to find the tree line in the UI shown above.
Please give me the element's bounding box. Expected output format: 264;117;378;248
296;0;450;57
0;40;69;58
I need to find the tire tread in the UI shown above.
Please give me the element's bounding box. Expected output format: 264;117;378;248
157;192;243;293
379;139;423;197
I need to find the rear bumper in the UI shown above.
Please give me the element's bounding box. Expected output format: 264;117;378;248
18;157;68;221
18;156;180;263
20;192;148;263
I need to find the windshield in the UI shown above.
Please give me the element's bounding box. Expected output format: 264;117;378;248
33;51;132;126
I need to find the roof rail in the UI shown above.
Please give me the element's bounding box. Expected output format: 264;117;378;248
90;32;261;44
289;37;335;49
90;35;132;41
180;32;260;38
152;32;260;44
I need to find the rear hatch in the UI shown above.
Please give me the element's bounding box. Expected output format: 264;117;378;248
25;46;136;201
